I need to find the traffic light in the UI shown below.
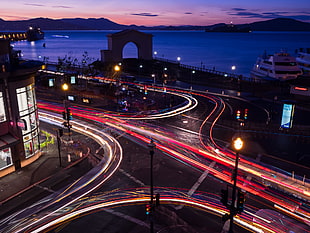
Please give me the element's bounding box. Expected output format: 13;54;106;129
236;110;241;120
220;189;229;207
62;111;67;120
145;203;151;215
237;190;246;213
244;108;248;120
66;108;72;120
144;85;148;95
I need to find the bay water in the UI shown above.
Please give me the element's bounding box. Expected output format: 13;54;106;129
12;30;310;77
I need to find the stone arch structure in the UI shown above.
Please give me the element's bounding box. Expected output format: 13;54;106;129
101;29;153;63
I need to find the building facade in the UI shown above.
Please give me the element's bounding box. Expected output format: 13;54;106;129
0;39;42;177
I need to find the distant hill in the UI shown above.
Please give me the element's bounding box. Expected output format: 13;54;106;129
0;17;145;31
247;18;310;31
0;17;309;31
204;18;310;32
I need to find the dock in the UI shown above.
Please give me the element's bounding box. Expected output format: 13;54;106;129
0;32;28;41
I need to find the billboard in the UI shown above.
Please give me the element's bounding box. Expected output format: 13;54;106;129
280;103;295;129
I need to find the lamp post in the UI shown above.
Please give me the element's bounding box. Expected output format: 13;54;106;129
148;139;156;233
229;137;243;233
151;74;155;85
62;83;71;141
231;65;236;79
190;70;195;91
113;64;121;81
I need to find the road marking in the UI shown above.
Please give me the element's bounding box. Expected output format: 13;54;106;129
175;161;216;210
188;161;216;196
104;208;150;228
119;169;145;186
169;125;199;136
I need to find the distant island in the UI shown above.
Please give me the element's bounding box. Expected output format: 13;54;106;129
204;23;252;33
0;17;310;31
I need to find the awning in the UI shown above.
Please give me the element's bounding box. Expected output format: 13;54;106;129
0;134;19;150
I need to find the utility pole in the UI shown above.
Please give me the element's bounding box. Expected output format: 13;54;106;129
229;137;243;233
220;137;245;233
148;139;156;233
56;128;63;167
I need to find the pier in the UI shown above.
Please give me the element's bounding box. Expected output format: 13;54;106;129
0;32;27;41
0;27;44;41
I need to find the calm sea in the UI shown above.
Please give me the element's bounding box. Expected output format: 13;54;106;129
12;30;310;77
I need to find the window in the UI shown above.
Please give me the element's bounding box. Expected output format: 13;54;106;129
16;84;40;158
0;92;6;122
0;148;12;170
275;62;297;66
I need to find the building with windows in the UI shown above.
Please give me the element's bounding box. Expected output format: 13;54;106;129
0;39;43;177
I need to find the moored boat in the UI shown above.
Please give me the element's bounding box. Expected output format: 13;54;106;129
250;51;302;81
25;26;44;41
296;48;310;75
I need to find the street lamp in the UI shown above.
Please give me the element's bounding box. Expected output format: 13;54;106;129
229;137;243;233
62;83;69;92
177;56;181;63
190;70;195;91
148;139;156;233
61;83;72;141
231;65;236;78
114;64;120;72
151;74;155;85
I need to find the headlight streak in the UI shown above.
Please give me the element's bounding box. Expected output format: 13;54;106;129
3;112;123;233
26;187;272;233
37;87;310;227
184;91;310;221
40;94;310;223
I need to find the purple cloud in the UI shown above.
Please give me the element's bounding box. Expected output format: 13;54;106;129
131;13;158;17
24;3;45;7
52;5;72;9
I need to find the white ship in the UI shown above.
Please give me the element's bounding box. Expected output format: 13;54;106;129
296;48;310;74
250;51;302;81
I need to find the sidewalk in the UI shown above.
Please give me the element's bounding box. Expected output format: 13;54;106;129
0;122;97;218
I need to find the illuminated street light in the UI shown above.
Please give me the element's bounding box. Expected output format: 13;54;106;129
114;65;120;72
233;137;243;151
228;136;244;233
177;56;181;62
231;65;236;71
62;83;69;91
190;70;195;91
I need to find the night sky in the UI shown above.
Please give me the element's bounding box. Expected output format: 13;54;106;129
2;0;310;26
